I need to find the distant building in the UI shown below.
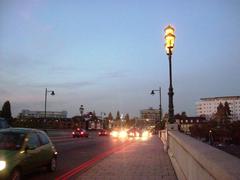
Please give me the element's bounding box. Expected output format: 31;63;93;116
140;107;160;123
20;109;67;119
196;96;240;121
175;116;206;134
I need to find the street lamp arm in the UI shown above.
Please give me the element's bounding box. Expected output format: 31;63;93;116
44;88;55;121
150;87;162;124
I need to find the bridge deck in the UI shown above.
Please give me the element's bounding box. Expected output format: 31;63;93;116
77;136;177;180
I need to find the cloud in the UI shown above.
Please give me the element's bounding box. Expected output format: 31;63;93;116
100;70;128;79
0;88;10;96
24;81;95;89
48;66;80;74
52;81;95;88
18;0;43;21
0;50;47;71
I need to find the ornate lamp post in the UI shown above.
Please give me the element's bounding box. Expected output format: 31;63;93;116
164;25;176;124
79;105;84;128
101;112;106;129
151;87;162;124
79;105;84;117
44;88;55;121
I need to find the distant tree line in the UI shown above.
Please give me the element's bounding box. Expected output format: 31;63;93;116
0;101;148;130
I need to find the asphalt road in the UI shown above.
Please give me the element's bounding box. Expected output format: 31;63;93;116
25;130;128;180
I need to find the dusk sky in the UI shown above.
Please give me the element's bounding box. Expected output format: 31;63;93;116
1;0;240;118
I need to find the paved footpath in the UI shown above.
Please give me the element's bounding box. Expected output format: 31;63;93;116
77;136;177;180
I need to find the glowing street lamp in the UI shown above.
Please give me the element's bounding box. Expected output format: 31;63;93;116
165;25;175;55
164;25;175;124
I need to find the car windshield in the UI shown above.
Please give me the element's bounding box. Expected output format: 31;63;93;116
0;132;25;150
0;119;9;129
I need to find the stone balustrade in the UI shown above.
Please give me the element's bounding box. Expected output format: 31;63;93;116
161;130;240;180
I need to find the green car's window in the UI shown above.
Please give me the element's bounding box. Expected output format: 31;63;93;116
0;132;25;150
27;133;41;149
37;132;50;145
0;118;10;129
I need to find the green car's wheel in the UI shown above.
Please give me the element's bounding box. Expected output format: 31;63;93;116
10;168;21;180
47;157;57;172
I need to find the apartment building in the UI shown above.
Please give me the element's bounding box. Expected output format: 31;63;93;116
196;96;240;121
140;107;160;122
20;109;67;119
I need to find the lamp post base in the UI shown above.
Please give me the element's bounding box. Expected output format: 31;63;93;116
167;123;178;131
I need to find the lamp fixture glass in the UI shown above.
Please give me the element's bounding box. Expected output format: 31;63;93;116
164;25;175;54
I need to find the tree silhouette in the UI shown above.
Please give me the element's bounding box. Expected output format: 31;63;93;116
92;110;96;117
181;111;187;118
108;112;113;120
214;102;231;124
224;102;231;118
116;111;120;121
125;113;130;127
1;101;12;121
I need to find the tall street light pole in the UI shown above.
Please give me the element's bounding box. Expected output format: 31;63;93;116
164;25;176;124
120;114;123;130
79;105;84;128
44;88;55;121
101;112;106;129
79;105;84;117
151;87;162;123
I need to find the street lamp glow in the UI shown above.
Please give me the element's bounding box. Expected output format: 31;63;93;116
164;25;175;55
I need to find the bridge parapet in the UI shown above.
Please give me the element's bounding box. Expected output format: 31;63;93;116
161;130;240;180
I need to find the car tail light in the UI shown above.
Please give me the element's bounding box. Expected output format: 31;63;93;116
81;132;84;135
72;132;75;134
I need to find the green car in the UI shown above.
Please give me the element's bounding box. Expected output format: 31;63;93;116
0;128;58;180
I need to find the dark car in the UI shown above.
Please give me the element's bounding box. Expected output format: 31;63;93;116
127;128;142;137
72;128;88;138
98;129;110;136
0;128;58;180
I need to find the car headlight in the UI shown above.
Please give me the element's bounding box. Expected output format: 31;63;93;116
111;131;118;137
0;161;6;171
119;131;127;138
142;131;149;137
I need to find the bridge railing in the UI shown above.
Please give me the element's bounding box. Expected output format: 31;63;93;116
160;130;240;180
